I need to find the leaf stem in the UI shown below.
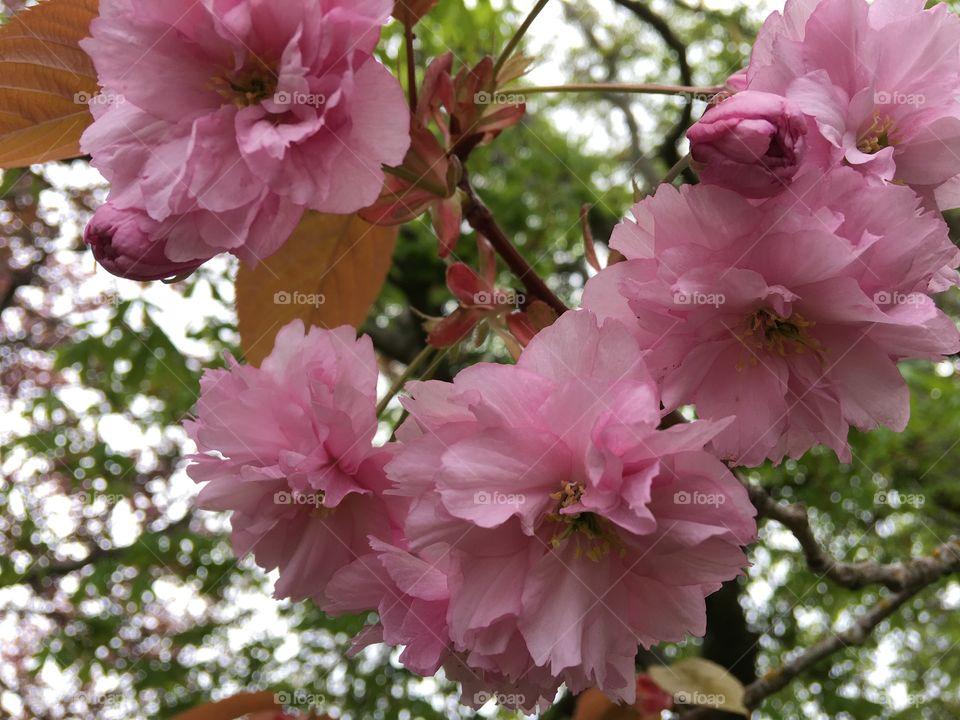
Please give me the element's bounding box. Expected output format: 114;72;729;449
662;153;691;185
459;173;568;316
383;165;447;197
377;344;435;416
405;22;418;113
507;82;724;97
493;0;552;78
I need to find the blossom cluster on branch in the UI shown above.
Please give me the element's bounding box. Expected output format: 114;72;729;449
72;0;960;713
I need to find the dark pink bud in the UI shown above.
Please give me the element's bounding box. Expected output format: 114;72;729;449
84;203;207;281
688;90;807;198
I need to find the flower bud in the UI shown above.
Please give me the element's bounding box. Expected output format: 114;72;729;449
84;203;207;281
688;90;807;198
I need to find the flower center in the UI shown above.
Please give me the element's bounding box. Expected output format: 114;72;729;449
737;308;826;364
213;60;278;107
546;482;623;562
857;113;897;155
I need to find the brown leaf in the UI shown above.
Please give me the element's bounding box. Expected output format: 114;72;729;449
236;213;397;365
170;691;280;720
0;0;100;168
573;689;640;720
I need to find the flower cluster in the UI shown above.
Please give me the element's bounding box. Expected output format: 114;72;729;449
188;313;756;710
81;0;410;280
180;0;960;712
584;0;960;466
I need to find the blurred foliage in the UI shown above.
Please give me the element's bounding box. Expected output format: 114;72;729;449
1;1;959;720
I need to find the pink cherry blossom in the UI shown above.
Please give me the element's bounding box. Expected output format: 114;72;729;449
381;310;756;706
185;320;399;607
81;0;410;271
745;0;960;209
324;540;558;713
583;168;960;466
687;90;810;198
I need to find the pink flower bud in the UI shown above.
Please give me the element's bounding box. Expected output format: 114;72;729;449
84;203;207;281
688;90;807;198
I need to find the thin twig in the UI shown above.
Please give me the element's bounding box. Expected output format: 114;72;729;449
458;173;568;316
746;483;960;592
404;23;418;113
661;153;691;185
493;0;552;78
509;82;722;97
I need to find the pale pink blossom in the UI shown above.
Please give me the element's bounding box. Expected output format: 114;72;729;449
745;0;960;209
81;0;410;271
381;311;756;705
583;168;960;466
325;540;558;713
185;321;398;606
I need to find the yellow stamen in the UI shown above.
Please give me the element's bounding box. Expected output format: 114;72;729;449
857;113;897;155
737;308;827;364
546;482;624;561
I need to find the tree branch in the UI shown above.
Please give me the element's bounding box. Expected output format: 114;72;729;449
458;173;568;316
746;482;960;591
683;544;960;717
611;0;697;180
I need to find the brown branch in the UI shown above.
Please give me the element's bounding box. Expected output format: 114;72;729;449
458;173;568;316
611;0;696;180
746;483;960;591
404;23;418;113
19;516;193;591
682;546;960;717
677;484;960;717
566;5;661;188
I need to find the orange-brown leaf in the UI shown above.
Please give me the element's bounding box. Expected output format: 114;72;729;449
0;0;100;168
573;689;640;720
236;212;397;365
170;691;280;720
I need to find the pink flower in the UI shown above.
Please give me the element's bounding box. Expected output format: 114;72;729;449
745;0;960;209
185;320;399;607
583;168;960;466
325;540;558;713
84;202;209;281
81;0;410;268
687;91;810;198
382;311;756;705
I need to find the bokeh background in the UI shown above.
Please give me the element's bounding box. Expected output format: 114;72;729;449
2;0;959;718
